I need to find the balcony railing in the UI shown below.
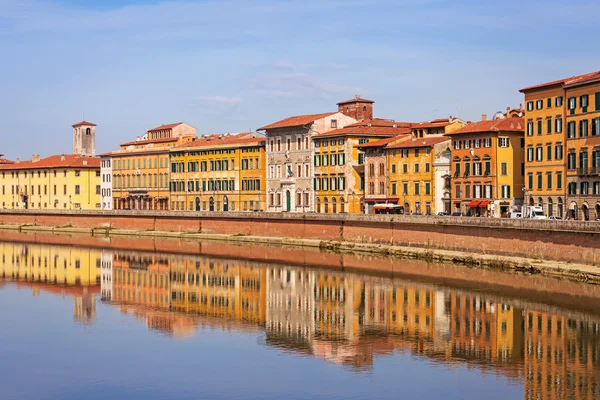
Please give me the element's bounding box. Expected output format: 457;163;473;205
577;167;599;176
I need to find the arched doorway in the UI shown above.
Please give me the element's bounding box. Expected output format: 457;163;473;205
582;203;590;221
596;203;600;220
404;202;410;215
538;197;543;212
195;197;200;211
317;198;321;213
569;201;577;220
332;197;337;213
340;197;345;213
324;198;329;213
285;190;291;212
529;197;534;206
209;197;215;212
223;196;229;212
547;198;553;217
558;198;563;219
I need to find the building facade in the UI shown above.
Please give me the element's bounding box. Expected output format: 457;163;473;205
72;121;96;157
101;122;196;210
447;118;525;217
168;132;266;212
260;106;357;212
100;156;113;210
313;121;411;214
386;136;451;215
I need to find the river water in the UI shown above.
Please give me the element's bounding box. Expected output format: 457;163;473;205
0;236;599;400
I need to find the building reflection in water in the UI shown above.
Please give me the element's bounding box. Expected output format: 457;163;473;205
0;240;599;398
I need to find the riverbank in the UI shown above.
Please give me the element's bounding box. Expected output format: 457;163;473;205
1;222;599;285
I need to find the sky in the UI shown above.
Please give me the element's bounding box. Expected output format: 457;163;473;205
1;0;599;159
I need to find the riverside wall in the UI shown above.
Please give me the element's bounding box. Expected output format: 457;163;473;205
0;209;599;264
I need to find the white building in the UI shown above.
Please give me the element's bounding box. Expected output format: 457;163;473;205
100;250;113;302
100;156;113;210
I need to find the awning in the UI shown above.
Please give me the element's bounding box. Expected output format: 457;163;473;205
453;200;461;204
478;200;490;208
467;200;481;208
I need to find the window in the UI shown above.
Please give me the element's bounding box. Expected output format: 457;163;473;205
425;163;430;172
568;97;576;114
536;100;543;110
527;101;534;111
501;162;508;176
596;92;600;111
379;182;384;194
593;117;600;136
286;138;291;151
527;147;534;162
536;146;543;161
473;162;482;176
567;121;576;138
554;143;563;161
547;98;552;108
556;96;563;107
546;144;552;161
425;182;431;195
498;137;509;148
528;174;533;190
414;163;420;173
474;139;481;148
75;185;81;195
537;119;542;135
414;182;420;195
567;153;576;170
464;140;471;149
391;164;396;174
484;138;492;148
74;170;81;177
501;185;511;198
454;162;461;177
454;141;461;150
557;172;562;189
391;182;397;195
403;182;408;196
547;118;552;134
556;117;562;133
331;119;337;128
581;95;589;112
484;161;491;175
580;119;589;137
547;173;552;190
358;153;365;165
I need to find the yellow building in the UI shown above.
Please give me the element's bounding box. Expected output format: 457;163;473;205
447;118;525;217
386;136;451;215
100;122;197;210
169;132;266;212
313;120;412;214
0;241;102;286
0;154;100;210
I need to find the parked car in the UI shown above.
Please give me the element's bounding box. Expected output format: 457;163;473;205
437;212;449;216
548;216;560;220
451;212;462;217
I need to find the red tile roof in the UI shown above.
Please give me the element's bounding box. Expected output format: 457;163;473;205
258;112;336;131
446;118;524;135
178;132;265;149
72;121;96;127
0;154;100;170
345;118;415;128
519;71;600;92
356;134;410;148
0;158;14;164
315;126;411;138
386;136;449;149
411;121;451;129
148;122;183;132
121;137;179;146
337;96;374;105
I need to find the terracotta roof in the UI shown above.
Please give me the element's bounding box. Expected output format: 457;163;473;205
337;96;374;105
148;122;183;132
356;134;410;148
98;148;170;157
411;121;451;129
446;118;524;135
315;126;411;139
0;158;14;164
176;132;265;150
345;118;415;128
121;137;179;146
258;112;336;131
519;70;600;92
0;154;100;170
72;121;96;127
387;136;449;149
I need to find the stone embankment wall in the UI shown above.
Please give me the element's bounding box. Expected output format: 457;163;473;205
0;210;599;264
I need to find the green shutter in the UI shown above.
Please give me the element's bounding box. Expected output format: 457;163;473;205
596;92;600;111
547;118;552;134
537;120;542;135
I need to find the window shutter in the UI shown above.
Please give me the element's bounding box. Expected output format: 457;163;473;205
596;92;600;111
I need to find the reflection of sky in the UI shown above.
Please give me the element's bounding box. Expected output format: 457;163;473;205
0;286;522;400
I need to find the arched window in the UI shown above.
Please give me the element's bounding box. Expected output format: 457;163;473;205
379;163;384;176
324;197;329;213
340;197;345;213
369;163;375;177
85;128;91;135
316;197;321;213
363;106;367;112
332;197;337;213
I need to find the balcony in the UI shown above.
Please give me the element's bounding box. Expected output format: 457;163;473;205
577;167;600;176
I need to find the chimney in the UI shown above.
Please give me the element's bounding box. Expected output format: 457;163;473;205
15;158;20;163
60;155;66;161
31;154;40;163
481;114;487;121
83;160;88;166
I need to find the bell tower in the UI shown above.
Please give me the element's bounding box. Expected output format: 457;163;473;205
72;121;96;156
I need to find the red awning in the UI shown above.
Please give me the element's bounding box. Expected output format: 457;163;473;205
478;200;490;208
467;200;481;208
453;200;461;204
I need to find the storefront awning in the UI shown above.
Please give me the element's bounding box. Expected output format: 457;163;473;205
478;200;490;208
467;200;481;208
453;200;461;204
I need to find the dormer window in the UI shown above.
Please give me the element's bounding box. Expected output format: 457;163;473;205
331;119;337;128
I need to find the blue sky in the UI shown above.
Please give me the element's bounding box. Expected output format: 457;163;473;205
1;0;599;158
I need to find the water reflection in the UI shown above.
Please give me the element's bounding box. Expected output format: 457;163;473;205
1;241;600;399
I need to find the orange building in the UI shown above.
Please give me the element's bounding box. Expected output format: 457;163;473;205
520;70;600;219
100;122;196;210
446;117;525;217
